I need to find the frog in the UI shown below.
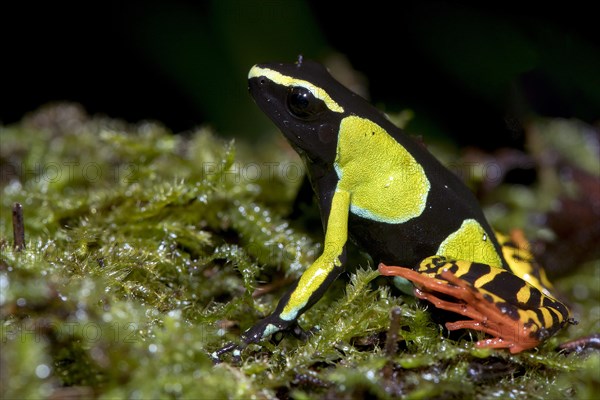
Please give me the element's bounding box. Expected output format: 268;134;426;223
212;57;573;360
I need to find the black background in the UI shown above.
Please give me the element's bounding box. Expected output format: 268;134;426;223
3;1;599;149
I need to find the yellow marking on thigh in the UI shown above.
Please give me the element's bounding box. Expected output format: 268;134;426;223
516;285;531;305
438;219;502;267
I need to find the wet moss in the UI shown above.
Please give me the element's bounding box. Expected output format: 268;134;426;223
1;103;598;399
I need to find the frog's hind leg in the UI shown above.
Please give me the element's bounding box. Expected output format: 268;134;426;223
378;263;541;353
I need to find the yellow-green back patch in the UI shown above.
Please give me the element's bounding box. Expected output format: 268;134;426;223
334;116;430;224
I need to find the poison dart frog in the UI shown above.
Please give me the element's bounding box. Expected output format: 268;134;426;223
213;57;574;360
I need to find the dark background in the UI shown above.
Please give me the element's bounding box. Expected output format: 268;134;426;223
3;1;599;149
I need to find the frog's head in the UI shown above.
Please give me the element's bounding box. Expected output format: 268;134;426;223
248;59;357;166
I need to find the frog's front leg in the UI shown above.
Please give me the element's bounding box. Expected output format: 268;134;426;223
213;189;351;361
379;256;571;354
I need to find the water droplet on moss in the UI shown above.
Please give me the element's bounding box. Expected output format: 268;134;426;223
76;309;87;320
35;364;51;379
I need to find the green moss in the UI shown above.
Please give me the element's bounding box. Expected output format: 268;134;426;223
1;104;598;399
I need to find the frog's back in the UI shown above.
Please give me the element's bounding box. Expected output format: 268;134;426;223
249;59;507;269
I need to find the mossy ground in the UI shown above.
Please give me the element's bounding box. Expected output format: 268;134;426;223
1;104;598;399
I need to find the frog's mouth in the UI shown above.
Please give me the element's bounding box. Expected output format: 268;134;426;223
248;72;291;135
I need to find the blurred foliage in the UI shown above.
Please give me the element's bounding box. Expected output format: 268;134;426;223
130;0;329;139
1;103;598;399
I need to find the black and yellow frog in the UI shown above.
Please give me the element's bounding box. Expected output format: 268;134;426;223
213;58;573;360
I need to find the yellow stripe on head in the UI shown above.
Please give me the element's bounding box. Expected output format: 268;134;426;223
248;65;345;113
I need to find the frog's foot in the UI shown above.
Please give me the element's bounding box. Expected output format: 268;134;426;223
211;315;304;363
378;263;540;354
211;342;243;364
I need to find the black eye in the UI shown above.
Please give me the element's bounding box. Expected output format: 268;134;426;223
286;87;326;119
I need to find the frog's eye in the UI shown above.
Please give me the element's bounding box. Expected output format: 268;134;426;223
287;87;327;119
